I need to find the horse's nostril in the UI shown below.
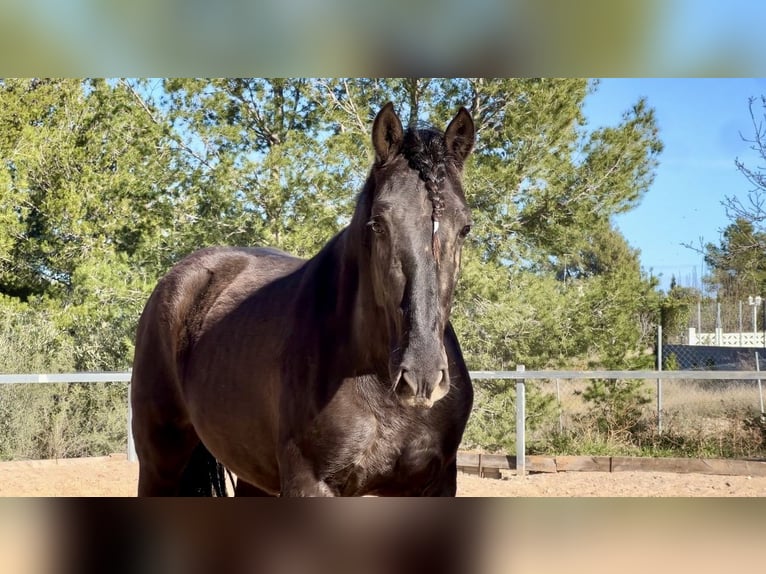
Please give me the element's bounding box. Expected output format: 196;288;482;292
397;369;418;396
395;367;449;406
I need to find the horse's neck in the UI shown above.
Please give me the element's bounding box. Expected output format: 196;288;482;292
320;227;390;374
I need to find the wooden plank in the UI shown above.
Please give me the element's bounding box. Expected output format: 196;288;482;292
478;454;556;473
456;452;481;469
697;459;766;477
456;453;557;474
526;455;557;473
480;467;502;479
456;452;501;478
555;456;611;473
611;456;766;476
459;452;766;477
610;456;703;473
477;453;513;470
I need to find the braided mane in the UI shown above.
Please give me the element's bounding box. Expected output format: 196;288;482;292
401;126;456;263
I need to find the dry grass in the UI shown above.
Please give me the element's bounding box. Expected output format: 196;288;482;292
536;377;763;419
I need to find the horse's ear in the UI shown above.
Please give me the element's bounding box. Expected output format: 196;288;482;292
444;107;475;166
372;102;404;164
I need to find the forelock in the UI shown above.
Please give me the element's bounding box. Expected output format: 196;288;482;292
405;127;458;225
401;126;450;190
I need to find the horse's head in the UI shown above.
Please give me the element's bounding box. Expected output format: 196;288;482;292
362;102;474;408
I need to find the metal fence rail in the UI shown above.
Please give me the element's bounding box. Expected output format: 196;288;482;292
470;370;764;380
1;368;764;472
0;372;132;384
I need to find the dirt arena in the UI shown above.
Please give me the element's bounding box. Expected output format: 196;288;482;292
1;454;766;496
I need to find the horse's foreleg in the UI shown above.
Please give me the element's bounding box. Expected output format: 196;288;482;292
278;441;335;497
423;458;458;497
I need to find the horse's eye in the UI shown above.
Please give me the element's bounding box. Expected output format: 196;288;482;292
459;225;472;238
369;219;385;235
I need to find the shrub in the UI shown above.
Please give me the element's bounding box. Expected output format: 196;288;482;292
580;378;652;442
0;301;128;460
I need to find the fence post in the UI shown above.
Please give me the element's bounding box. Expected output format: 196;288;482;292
756;352;765;419
657;324;663;435
715;301;722;345
516;364;526;477
127;384;137;462
697;300;702;332
739;300;743;346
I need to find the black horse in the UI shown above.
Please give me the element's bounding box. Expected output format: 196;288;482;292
130;102;475;496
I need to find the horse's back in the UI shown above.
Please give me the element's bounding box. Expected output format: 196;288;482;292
134;245;304;380
151;244;296;314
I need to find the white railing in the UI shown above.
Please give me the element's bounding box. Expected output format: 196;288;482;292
688;327;766;347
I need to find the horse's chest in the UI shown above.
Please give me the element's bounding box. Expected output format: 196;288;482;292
327;418;443;496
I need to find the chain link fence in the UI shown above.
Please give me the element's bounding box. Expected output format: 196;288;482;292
662;344;764;370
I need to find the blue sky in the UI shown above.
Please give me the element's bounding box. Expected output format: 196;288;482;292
583;78;766;291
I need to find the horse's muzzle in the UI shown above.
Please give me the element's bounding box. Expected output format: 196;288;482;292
395;366;450;408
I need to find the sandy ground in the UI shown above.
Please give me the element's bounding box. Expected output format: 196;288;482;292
1;454;766;496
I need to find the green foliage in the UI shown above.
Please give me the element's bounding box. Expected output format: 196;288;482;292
0;79;173;298
452;259;575;370
160;78;360;257
580;378;652;441
664;352;679;371
705;218;766;299
52;249;147;370
660;280;700;342
462;379;557;453
0;296;76;374
541;432;646;457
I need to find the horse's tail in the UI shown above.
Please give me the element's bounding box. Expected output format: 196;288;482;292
178;443;229;497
